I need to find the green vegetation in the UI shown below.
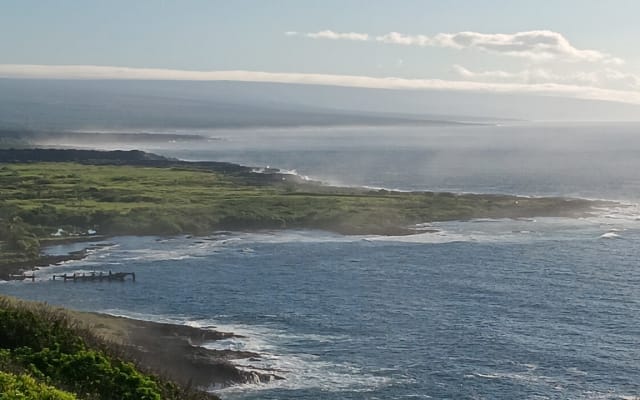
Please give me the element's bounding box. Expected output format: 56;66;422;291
0;161;598;275
0;296;217;400
0;371;77;400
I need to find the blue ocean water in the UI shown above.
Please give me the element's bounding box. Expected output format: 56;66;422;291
2;122;640;399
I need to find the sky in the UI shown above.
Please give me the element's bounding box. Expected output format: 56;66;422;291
1;0;640;105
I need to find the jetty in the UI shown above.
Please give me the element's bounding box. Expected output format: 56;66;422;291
7;273;36;282
52;271;136;282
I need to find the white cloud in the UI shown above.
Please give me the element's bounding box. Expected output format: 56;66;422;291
453;64;518;80
1;64;639;105
601;68;640;89
376;32;433;46
437;31;624;64
453;65;640;90
292;29;623;64
289;30;369;41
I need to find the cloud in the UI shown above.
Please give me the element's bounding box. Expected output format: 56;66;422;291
453;64;640;90
454;64;519;80
600;68;640;89
437;31;624;64
288;30;369;41
1;64;639;105
291;29;623;64
376;32;432;46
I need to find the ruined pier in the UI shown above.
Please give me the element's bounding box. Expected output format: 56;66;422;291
52;271;136;282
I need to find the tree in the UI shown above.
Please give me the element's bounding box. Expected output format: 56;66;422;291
3;216;40;258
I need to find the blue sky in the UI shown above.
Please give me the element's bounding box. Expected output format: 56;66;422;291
1;0;639;104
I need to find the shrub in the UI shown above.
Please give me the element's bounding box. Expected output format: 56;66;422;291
0;371;77;400
0;307;83;353
0;297;220;400
14;348;161;400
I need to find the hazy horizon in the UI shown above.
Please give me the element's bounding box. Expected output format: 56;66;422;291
1;79;640;132
2;1;640;123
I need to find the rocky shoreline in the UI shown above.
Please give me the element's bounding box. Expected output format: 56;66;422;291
0;236;286;391
0;238;110;280
70;311;284;389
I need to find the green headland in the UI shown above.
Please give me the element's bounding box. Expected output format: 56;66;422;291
0;148;605;279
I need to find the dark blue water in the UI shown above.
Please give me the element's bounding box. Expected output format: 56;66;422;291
2;123;640;399
2;221;639;399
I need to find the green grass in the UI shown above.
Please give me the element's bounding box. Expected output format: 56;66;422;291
0;371;78;400
0;162;596;272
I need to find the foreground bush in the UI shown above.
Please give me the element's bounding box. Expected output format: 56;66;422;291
0;296;218;400
14;348;161;400
0;371;77;400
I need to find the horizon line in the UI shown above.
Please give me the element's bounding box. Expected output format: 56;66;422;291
0;64;639;106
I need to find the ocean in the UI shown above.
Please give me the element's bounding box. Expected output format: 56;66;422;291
2;122;640;399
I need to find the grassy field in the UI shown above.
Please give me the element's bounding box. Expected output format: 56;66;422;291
0;161;598;275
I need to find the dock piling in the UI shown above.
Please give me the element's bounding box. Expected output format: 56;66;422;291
51;271;136;283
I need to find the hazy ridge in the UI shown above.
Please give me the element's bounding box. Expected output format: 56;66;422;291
0;79;476;131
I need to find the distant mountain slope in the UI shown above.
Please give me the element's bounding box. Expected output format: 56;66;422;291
0;79;471;130
0;129;210;147
1;79;638;132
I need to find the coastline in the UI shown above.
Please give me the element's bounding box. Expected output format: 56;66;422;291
0;236;110;280
0;148;617;280
0;196;614;280
70;310;283;388
0;294;278;396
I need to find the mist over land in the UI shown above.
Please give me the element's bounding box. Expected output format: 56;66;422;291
3;77;640;203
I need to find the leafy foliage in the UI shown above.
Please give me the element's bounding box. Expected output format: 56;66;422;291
14;348;161;400
0;297;219;400
0;217;40;257
0;371;77;400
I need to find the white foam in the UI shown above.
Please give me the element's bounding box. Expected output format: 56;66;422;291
466;369;543;385
251;167;311;181
208;326;399;394
97;310;397;394
566;367;588;376
215;357;395;396
244;230;356;243
599;232;621;239
466;364;640;400
589;202;640;225
579;393;640;400
467;372;501;379
368;230;481;244
368;218;544;244
40;203;640;267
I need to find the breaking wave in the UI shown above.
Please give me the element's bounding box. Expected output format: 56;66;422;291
98;310;398;395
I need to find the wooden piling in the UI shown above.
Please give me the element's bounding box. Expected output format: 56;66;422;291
51;271;136;282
